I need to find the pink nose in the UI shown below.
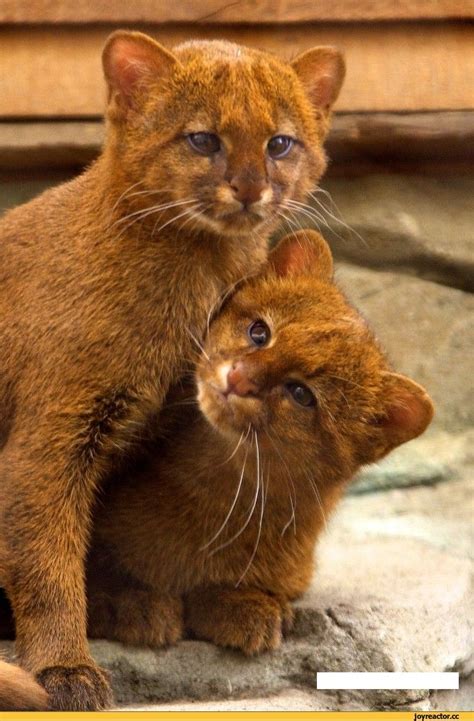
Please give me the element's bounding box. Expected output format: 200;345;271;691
229;177;267;208
226;362;259;397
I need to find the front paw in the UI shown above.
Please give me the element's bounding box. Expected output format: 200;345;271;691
187;588;293;656
37;664;113;711
115;592;184;648
88;590;183;648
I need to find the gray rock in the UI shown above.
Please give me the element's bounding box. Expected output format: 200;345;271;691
4;478;470;711
336;264;474;432
352;429;473;494
317;175;474;291
99;478;474;710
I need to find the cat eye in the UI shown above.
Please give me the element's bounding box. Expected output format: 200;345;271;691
248;320;270;347
267;135;294;159
285;382;315;408
187;132;221;156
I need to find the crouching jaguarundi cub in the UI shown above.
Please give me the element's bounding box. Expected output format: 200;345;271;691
0;30;345;710
85;230;434;656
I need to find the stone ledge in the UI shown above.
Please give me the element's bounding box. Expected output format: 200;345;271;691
336;266;473;432
320;174;474;291
352;429;473;494
3;478;471;710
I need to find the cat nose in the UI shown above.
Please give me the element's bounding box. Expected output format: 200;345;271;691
229;177;267;208
226;361;259;397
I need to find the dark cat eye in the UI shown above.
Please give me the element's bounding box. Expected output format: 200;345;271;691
248;320;270;347
285;382;315;408
267;135;294;159
187;132;221;156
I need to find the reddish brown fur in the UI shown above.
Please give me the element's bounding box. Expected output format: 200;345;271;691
86;230;434;656
0;660;47;711
0;32;344;710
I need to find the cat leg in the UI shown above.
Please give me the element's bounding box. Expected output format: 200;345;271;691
2;443;112;710
1;389;150;711
88;588;183;648
184;585;294;655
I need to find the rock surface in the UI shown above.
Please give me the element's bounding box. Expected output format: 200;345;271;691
321;175;474;292
4;477;470;711
352;428;473;494
337;264;473;432
85;477;474;711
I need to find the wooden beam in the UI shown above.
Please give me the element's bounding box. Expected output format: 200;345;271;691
0;0;471;23
1;112;472;171
0;23;472;117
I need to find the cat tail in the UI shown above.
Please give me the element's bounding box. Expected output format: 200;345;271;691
0;658;48;710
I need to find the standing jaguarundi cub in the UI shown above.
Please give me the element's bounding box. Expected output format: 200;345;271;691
85;230;434;655
0;31;345;710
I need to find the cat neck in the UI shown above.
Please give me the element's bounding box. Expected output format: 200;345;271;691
199;419;347;519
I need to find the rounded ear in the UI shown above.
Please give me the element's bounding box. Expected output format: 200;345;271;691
102;31;178;112
374;373;434;455
291;46;345;112
268;230;333;281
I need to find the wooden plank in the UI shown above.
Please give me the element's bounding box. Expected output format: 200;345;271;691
0;0;472;23
0;23;473;117
325;111;474;165
1;112;472;170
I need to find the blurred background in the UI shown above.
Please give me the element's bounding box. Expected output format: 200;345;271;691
0;1;473;711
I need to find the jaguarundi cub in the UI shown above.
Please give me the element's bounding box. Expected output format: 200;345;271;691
84;230;434;656
0;32;345;709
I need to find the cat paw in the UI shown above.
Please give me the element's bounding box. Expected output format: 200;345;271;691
37;663;113;711
89;590;184;648
115;592;184;647
187;588;292;655
274;594;295;636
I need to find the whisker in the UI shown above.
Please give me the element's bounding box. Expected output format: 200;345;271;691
263;427;297;537
111;180;145;214
280;492;296;537
302;468;329;532
308;192;367;247
286;198;352;247
208;431;260;556
235;431;265;587
281;205;322;250
114;198;197;230
285;198;330;225
185;325;210;362
216;423;251;467
200;429;250;551
152;204;202;236
205;269;260;339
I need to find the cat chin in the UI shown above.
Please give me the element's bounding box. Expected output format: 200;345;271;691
195;208;273;238
198;383;263;439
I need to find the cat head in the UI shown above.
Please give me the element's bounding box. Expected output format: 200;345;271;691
197;230;434;476
102;32;345;238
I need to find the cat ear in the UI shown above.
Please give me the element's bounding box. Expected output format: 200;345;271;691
374;373;434;455
269;230;333;281
291;46;345;111
102;31;178;111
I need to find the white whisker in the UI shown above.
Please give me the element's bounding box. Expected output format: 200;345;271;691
235;431;265;587
113;198;196;229
309;191;367;247
185;325;210;362
111;180;145;214
200;429;250;551
152;204;201;236
208;431;260;556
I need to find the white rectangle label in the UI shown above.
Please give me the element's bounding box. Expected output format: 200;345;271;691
316;672;459;690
